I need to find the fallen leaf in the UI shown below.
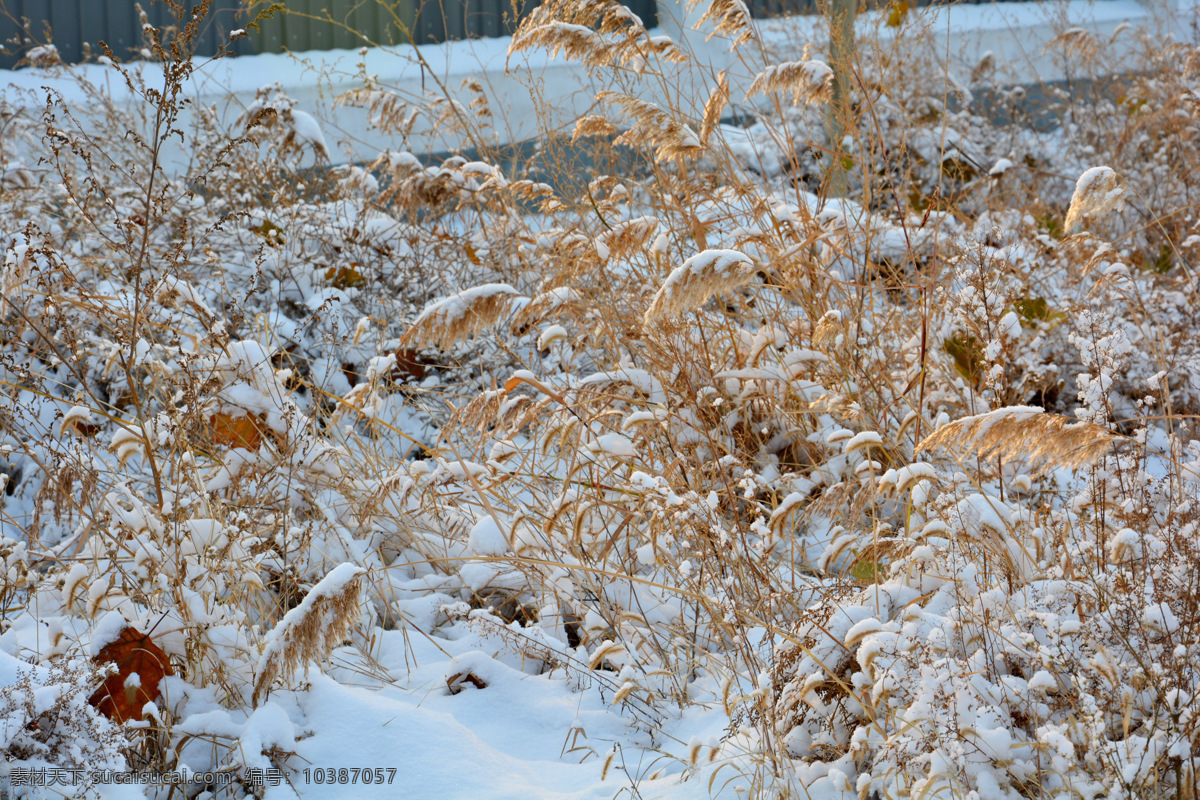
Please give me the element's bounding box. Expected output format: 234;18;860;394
391;348;429;382
446;671;488;694
89;626;174;723
325;264;366;289
208;412;268;450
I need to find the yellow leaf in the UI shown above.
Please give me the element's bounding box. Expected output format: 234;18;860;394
326;264;366;289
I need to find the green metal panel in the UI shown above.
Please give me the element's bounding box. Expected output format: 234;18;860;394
0;0;254;69
746;0;1006;15
247;0;650;51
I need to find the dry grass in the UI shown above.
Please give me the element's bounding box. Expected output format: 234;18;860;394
916;406;1119;473
4;0;1200;797
253;565;366;705
401;284;524;350
643;249;757;324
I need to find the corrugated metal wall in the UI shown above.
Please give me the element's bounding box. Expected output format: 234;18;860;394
248;0;660;53
0;0;661;68
746;0;1009;15
0;1;253;69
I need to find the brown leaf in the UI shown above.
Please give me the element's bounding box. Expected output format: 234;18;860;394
391;348;429;382
89;626;174;723
446;671;487;694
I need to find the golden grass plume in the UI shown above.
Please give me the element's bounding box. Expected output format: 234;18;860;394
700;71;730;146
916;406;1117;473
1064;166;1125;231
600;92;704;161
596;216;659;262
643;249;756;325
403;284;525;350
253;563;365;705
510;21;615;69
337;89;420;137
688;0;755;46
573;115;619;143
746;60;834;105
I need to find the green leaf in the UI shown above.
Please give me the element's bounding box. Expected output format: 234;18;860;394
849;559;882;584
943;332;984;387
1012;297;1066;328
1036;213;1063;240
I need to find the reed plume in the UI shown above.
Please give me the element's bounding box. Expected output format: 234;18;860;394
403;284;525;350
746;60;834;105
643;249;756;324
253;564;365;705
916;406;1117;473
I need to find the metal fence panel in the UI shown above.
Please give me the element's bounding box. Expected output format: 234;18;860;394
2;0;661;68
248;0;659;51
745;0;1023;15
0;0;254;69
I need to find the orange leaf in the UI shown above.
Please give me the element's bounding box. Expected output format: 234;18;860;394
208;412;267;450
503;373;567;404
89;626;174;723
886;0;910;27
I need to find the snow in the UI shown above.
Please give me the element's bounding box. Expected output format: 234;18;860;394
87;612;134;657
468;516;509;557
843;431;883;453
1142;602;1180;635
271;626;743;800
594;433;638;457
536;325;568;350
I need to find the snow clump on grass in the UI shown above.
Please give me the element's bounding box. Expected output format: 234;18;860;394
643;249;756;324
745;60;834;105
1064;166;1126;230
